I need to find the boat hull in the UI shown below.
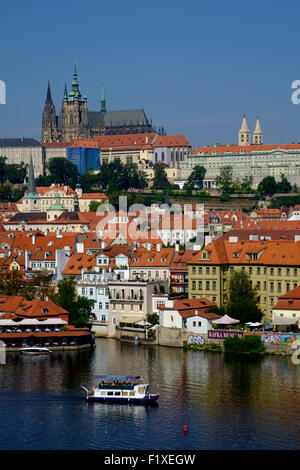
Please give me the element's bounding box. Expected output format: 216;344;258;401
21;351;50;355
86;394;159;404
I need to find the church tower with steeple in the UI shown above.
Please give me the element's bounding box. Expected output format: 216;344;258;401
253;116;263;145
60;63;88;142
41;63;156;143
22;156;41;212
238;115;251;146
41;81;58;142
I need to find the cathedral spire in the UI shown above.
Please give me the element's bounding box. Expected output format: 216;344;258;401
100;81;106;113
46;81;52;103
27;155;37;195
63;83;68;102
69;62;81;101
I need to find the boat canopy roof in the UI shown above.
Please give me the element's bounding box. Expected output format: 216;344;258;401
95;375;141;381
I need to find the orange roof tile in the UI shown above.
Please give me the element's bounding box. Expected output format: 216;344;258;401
193;143;300;155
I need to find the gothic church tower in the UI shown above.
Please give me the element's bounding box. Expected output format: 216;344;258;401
41;81;58;142
60;64;87;142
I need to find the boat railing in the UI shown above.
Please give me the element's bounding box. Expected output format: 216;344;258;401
97;383;135;390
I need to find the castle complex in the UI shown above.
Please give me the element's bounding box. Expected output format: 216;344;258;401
41;65;160;143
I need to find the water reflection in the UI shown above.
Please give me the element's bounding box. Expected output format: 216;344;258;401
0;338;299;449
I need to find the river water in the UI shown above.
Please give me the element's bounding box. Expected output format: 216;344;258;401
0;338;299;450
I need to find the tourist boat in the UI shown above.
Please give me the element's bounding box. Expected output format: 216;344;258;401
81;375;159;404
19;346;51;355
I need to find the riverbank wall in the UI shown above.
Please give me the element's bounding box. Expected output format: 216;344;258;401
157;327;300;355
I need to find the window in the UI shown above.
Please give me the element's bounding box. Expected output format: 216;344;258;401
192;281;196;289
206;281;210;290
198;321;201;327
198;267;202;274
99;302;103;309
101;315;106;322
206;267;210;275
294;269;298;277
212;267;216;275
198;280;202;290
192;267;196;274
89;289;93;296
193;321;196;327
212;281;216;291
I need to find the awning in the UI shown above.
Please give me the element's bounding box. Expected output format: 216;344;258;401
272;316;298;326
212;314;240;325
246;322;263;327
119;316;145;324
0;318;67;326
135;320;152;326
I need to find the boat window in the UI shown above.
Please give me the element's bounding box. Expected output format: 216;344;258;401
107;391;114;396
100;391;106;396
138;387;145;394
129;392;135;397
114;391;121;396
122;391;128;396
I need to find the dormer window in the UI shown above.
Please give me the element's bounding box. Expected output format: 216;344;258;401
202;252;207;259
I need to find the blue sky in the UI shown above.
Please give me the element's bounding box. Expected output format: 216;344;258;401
0;0;300;148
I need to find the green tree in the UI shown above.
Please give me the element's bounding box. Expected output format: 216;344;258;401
29;270;55;301
51;276;93;327
6;163;26;184
216;166;233;194
0;270;26;296
0;157;7;184
146;313;159;326
226;270;263;324
257;176;277;196
47;158;79;188
184;165;206;190
276;174;292;194
152;162;171;190
72;296;94;327
89;200;102;212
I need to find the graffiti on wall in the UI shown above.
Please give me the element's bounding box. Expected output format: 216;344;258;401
188;335;205;345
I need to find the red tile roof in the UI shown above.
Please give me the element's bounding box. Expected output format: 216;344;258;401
193;143;300;155
80;193;108;200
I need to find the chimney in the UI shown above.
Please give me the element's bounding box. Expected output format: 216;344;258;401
156;244;161;252
32;234;36;245
145;136;148;144
229;236;238;243
205;236;212;246
147;243;152;251
175;242;180;252
76;242;84;253
101;241;107;248
295;235;300;243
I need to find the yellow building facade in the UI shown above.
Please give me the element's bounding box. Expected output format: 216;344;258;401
188;239;300;322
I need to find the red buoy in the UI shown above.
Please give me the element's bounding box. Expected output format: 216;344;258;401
183;425;188;433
